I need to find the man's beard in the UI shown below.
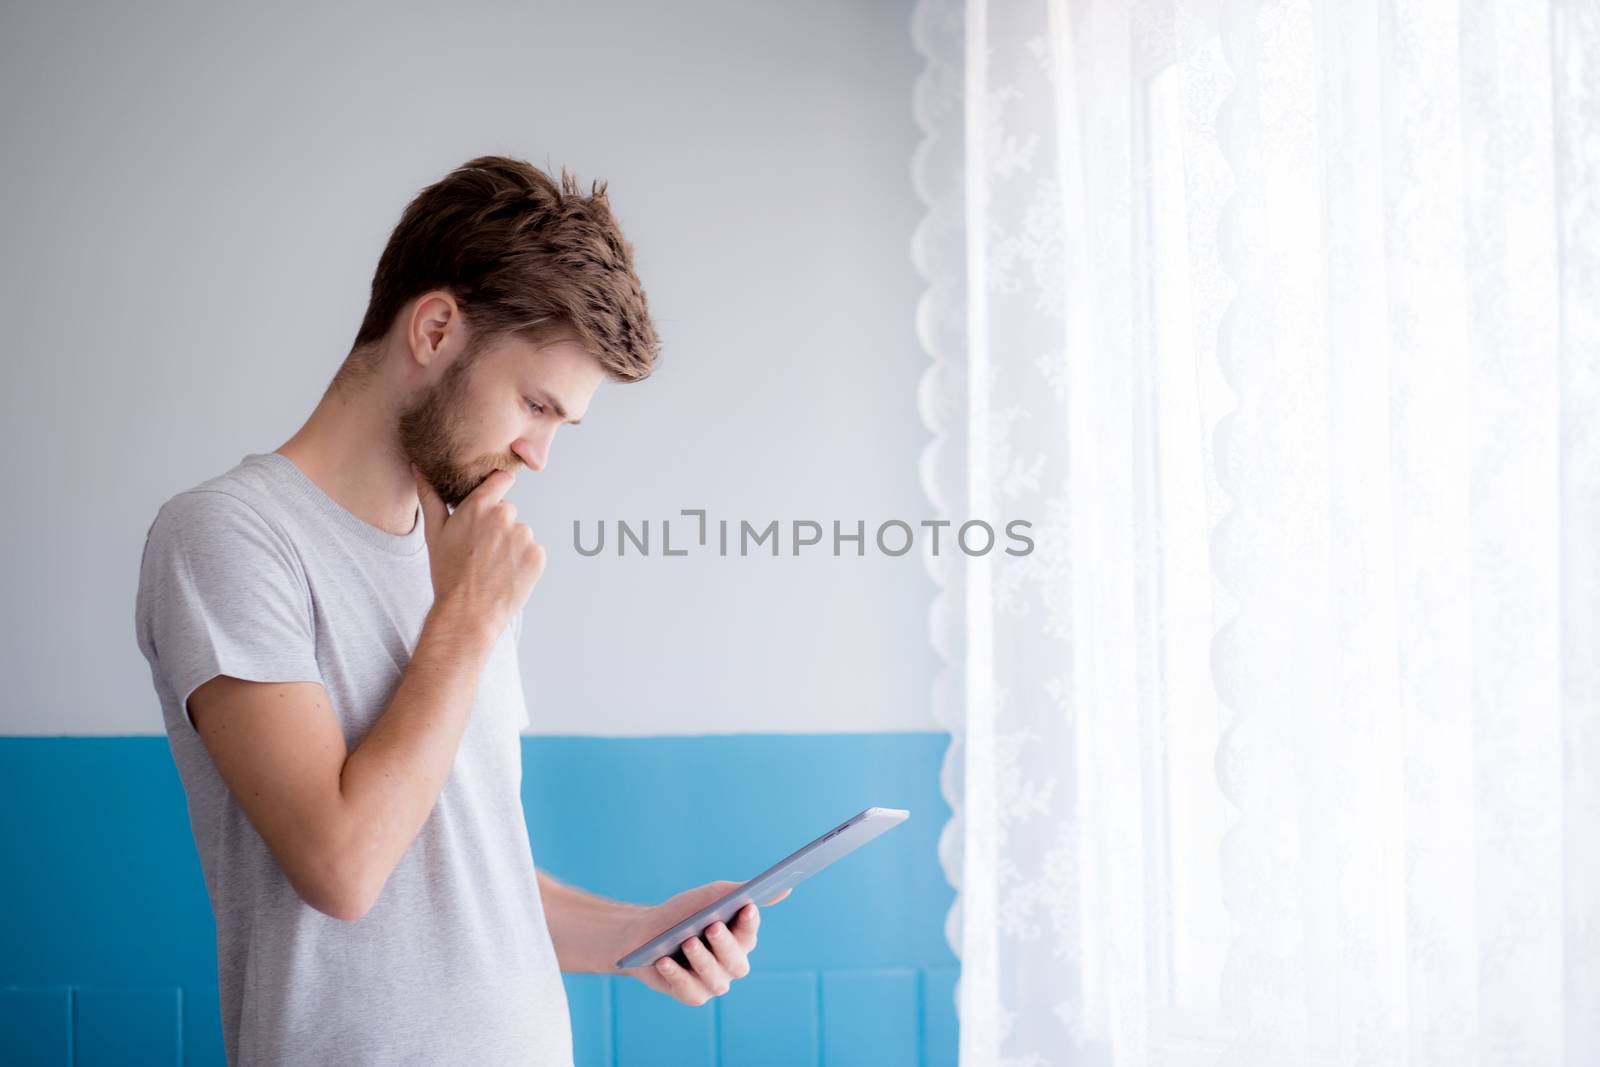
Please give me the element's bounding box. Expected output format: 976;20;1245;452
395;348;513;510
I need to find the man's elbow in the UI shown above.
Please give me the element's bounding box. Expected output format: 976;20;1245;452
310;883;376;922
291;848;381;922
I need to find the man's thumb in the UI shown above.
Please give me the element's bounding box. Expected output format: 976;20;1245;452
411;464;445;540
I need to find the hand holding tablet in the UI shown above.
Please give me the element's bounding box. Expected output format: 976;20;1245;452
615;806;910;970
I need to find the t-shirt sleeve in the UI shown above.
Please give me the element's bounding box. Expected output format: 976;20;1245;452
137;489;323;732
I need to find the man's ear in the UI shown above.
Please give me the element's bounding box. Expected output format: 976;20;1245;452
407;290;464;370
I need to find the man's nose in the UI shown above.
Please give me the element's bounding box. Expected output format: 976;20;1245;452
513;437;548;472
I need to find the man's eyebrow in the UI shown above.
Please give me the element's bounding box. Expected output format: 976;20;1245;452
536;390;581;426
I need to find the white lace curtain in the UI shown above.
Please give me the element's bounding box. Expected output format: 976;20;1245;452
913;1;1600;1064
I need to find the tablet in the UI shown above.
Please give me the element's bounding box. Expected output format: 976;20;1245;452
614;806;910;970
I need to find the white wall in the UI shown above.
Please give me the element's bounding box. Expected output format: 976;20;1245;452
0;0;937;736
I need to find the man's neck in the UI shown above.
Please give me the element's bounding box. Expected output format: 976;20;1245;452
274;385;420;538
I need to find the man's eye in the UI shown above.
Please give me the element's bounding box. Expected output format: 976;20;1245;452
526;398;545;415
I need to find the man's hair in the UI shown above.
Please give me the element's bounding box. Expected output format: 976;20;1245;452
334;155;660;390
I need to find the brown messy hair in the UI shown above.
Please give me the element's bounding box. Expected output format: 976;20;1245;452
333;155;660;391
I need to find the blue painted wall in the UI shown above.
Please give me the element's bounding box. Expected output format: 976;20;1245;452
0;735;958;1066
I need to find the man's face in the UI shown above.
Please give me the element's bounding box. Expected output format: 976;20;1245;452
396;332;604;509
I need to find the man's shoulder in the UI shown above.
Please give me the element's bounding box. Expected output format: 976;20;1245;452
133;457;309;665
139;461;305;590
146;456;288;542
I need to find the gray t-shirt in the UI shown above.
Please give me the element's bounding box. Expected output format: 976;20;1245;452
133;451;572;1067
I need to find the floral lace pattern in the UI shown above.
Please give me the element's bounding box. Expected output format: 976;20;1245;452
913;0;1600;1063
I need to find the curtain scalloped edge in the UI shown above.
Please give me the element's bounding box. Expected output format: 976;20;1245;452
909;0;969;976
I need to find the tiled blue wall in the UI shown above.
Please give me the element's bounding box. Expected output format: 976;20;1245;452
0;735;958;1065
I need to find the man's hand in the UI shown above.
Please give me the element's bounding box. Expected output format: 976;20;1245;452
618;880;792;1006
413;464;544;642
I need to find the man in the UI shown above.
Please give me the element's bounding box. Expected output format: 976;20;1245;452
133;155;784;1066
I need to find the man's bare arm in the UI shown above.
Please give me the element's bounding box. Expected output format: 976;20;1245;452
189;600;499;920
329;602;499;911
537;870;646;973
